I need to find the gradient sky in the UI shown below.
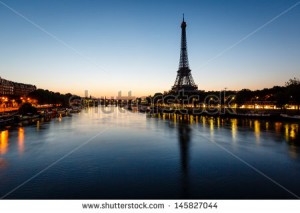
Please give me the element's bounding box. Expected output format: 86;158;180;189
0;0;299;97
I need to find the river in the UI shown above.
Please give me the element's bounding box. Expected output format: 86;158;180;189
0;106;299;199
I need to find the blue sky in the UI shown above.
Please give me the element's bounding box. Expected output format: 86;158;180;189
0;0;299;97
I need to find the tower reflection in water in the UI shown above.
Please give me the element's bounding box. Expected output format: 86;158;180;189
177;122;191;198
160;113;300;170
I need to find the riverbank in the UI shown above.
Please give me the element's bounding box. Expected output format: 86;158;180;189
137;106;300;123
0;107;80;129
0;107;18;113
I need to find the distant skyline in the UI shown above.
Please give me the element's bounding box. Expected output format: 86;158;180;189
0;0;300;97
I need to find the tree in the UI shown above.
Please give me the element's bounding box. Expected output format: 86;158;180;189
153;93;163;105
285;77;300;87
285;77;300;111
18;103;37;115
136;98;142;105
235;89;253;107
28;89;77;107
274;91;288;110
145;96;152;105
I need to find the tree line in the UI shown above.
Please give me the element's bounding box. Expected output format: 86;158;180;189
149;78;300;110
28;89;80;107
234;78;300;110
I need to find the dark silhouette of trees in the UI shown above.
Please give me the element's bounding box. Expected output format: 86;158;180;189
285;78;300;111
28;89;77;107
153;92;163;105
235;89;253;107
225;78;299;111
18;103;37;115
145;77;299;113
145;96;152;105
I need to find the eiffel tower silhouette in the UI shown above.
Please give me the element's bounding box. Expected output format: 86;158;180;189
172;15;198;93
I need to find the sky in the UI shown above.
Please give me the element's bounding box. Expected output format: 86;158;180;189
0;0;300;97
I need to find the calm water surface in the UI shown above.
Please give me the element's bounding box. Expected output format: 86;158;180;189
0;106;300;199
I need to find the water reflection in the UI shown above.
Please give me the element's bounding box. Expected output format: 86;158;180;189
265;122;269;131
209;118;214;137
36;120;40;131
177;122;191;198
254;120;260;144
156;113;300;157
202;117;206;128
0;130;9;155
0;158;7;169
289;124;297;140
249;120;253;128
217;117;221;128
1;109;300;199
178;123;191;174
231;119;237;142
284;124;300;146
288;145;299;159
18;127;25;154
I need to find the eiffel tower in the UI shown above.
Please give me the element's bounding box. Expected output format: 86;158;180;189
172;15;198;93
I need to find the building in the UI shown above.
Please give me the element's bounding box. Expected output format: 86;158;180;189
13;82;36;96
0;77;14;95
0;76;36;96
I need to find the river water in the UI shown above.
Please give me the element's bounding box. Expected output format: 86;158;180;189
0;106;300;199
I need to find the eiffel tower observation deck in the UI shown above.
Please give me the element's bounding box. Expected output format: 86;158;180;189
171;15;198;93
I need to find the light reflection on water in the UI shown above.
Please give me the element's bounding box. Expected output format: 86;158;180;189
0;130;8;155
18;127;25;154
155;113;300;160
192;115;299;146
231;119;237;142
254;120;260;144
0;107;299;199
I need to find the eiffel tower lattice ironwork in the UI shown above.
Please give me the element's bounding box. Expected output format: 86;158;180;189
172;15;198;92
